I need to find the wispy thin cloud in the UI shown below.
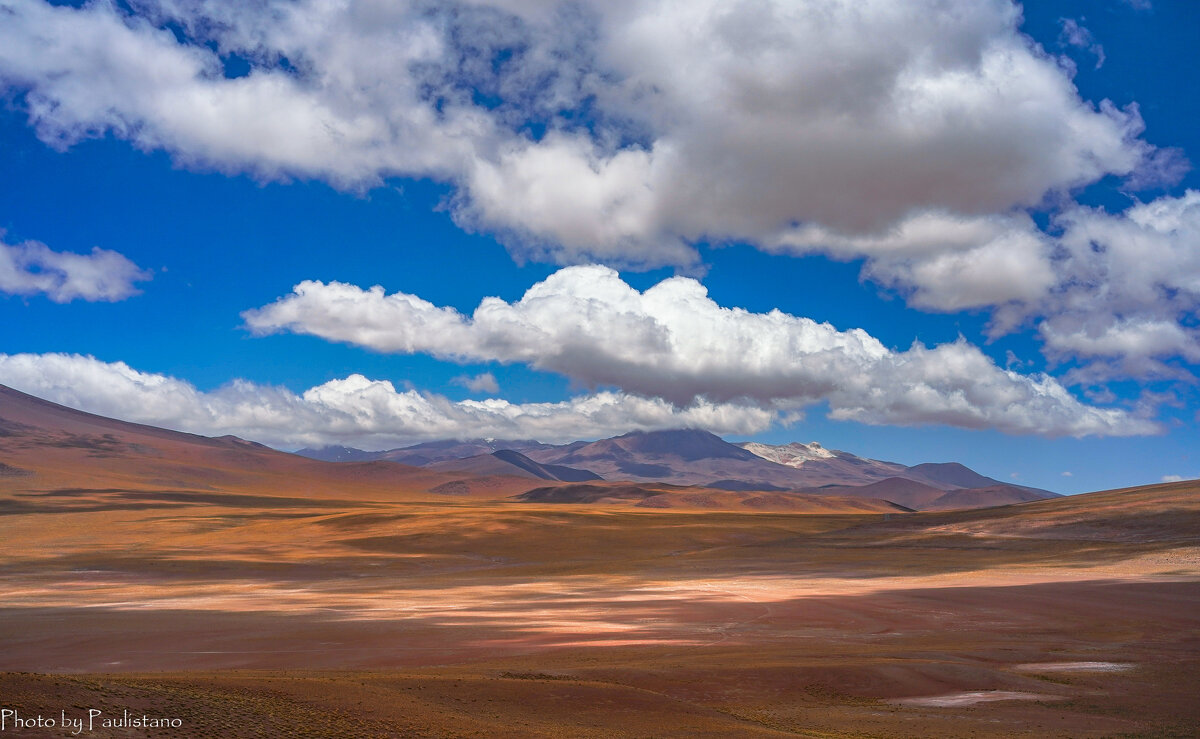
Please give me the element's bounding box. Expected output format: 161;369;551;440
0;235;151;302
453;372;500;394
1059;18;1106;69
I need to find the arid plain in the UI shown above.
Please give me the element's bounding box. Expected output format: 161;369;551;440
1;386;1198;737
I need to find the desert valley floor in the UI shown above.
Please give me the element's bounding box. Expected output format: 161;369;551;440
1;386;1198;737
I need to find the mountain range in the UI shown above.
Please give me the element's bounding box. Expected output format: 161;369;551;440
298;428;1057;509
0;384;915;512
0;382;1060;512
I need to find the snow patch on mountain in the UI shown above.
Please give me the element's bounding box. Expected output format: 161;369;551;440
739;441;837;468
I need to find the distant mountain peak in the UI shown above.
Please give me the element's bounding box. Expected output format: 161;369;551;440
294;445;380;462
215;435;269;449
610;429;760;462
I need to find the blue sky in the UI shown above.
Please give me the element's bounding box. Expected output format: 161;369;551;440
0;0;1197;494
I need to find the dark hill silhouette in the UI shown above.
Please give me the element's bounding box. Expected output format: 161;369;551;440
429;450;600;482
906;462;1004;489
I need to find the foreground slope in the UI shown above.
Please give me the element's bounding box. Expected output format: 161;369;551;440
0;473;1196;736
859;477;1200;541
3;384;1198;735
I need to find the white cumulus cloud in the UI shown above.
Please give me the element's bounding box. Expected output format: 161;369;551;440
2;0;1192;386
0;353;775;449
774;211;1057;312
0;235;151;302
1024;191;1200;380
244;266;1157;437
0;0;1159;268
780;192;1200;382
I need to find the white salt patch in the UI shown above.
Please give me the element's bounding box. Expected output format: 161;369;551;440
892;691;1059;707
1013;661;1132;673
